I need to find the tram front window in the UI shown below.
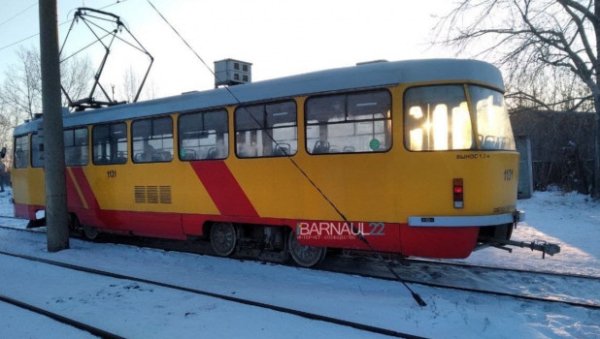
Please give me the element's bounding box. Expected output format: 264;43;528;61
405;85;472;151
404;85;515;151
468;86;515;150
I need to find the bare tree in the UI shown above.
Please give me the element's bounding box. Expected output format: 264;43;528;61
0;46;93;170
0;47;42;121
119;65;158;103
437;0;600;199
0;45;93;125
122;65;139;103
505;67;595;111
61;55;93;105
0;97;13;153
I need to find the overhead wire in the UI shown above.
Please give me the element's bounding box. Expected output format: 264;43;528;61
145;0;426;307
0;2;37;29
0;0;130;54
145;0;349;224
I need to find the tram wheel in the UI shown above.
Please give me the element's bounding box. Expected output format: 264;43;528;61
82;225;99;241
288;230;326;268
210;222;237;257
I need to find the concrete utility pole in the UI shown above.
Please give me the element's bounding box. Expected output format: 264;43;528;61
39;0;69;251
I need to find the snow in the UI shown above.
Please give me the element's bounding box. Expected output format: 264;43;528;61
0;187;599;338
459;190;600;277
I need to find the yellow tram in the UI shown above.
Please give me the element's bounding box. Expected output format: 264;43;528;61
11;59;522;266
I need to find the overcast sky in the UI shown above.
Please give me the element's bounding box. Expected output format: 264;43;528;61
0;0;459;98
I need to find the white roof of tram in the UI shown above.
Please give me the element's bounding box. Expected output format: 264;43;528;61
15;59;504;134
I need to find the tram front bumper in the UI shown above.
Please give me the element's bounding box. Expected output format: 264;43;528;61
408;210;525;227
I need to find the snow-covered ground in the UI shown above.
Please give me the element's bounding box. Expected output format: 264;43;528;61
457;189;600;277
0;187;599;338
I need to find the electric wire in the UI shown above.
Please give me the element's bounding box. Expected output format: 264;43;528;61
145;0;349;223
0;2;37;29
0;0;129;54
58;6;154;106
145;0;426;307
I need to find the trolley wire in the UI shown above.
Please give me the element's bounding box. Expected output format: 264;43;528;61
0;2;37;29
145;0;426;307
0;0;130;54
145;0;348;239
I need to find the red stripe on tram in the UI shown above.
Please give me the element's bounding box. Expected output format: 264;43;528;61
190;161;259;217
69;167;100;210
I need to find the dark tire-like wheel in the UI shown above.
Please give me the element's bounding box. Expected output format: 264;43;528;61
288;230;326;268
82;225;99;241
210;222;237;257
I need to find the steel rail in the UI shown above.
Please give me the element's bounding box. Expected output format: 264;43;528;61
0;248;424;339
0;293;124;338
2;222;598;311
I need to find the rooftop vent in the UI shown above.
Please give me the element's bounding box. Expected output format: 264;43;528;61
214;59;252;88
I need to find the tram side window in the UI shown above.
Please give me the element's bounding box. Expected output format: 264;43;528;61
31;133;44;168
306;90;391;154
14;135;30;168
179;110;228;161
404;85;473;151
64;128;89;166
132;117;173;163
92;123;128;165
235;101;297;158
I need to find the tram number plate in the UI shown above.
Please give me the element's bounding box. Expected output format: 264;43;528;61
107;169;117;178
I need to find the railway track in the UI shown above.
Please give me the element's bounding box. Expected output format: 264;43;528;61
0;294;123;338
1;221;599;312
0;246;423;339
319;256;600;310
407;257;599;281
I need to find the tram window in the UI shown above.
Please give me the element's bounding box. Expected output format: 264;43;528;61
235;100;297;158
64;128;88;166
306;90;391;154
14;135;30;168
132;117;173;163
92;122;128;165
179;109;228;161
404;85;473;151
31;133;44;168
468;86;516;150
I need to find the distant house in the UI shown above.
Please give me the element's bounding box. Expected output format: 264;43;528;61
509;109;594;193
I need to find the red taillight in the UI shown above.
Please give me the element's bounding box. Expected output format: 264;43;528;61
453;178;464;209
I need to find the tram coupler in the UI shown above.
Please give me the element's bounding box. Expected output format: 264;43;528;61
484;237;561;259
